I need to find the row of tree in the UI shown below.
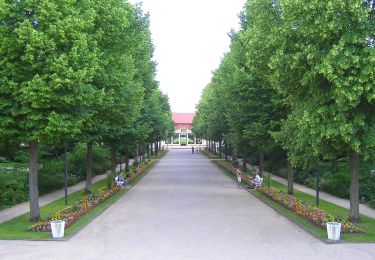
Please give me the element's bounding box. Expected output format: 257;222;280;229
0;0;174;221
193;0;374;222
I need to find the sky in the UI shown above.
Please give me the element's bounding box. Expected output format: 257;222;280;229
130;0;247;113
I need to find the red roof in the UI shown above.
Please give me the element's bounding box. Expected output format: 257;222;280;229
172;113;195;124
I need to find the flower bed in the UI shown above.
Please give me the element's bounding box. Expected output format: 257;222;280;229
214;159;364;234
258;186;364;233
29;159;155;232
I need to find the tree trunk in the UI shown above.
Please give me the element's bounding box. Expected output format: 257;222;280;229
219;141;222;158
111;143;116;176
259;149;264;176
28;141;40;222
125;148;130;174
85;143;93;193
349;149;360;223
287;159;293;195
224;143;228;161
150;143;154;156
242;155;247;171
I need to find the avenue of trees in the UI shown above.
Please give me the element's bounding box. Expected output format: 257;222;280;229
193;0;375;222
0;0;174;221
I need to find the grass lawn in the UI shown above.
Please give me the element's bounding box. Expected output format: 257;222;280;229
212;158;375;242
0;159;157;240
267;180;375;242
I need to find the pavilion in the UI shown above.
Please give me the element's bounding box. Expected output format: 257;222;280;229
171;113;200;145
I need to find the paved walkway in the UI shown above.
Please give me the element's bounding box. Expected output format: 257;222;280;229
0;150;374;259
0;161;133;224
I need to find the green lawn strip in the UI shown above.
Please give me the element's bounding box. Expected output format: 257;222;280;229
210;158;375;242
0;178;108;239
0;157;160;240
269;179;375;242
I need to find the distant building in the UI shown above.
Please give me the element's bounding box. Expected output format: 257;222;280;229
171;113;200;145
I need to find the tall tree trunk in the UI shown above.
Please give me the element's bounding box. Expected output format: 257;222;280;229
242;155;247;171
287;159;293;195
259;149;264;176
349;149;360;223
125;148;130;174
111;143;116;176
219;141;222;158
150;143;154;156
29;141;40;222
134;146;139;167
224;143;228;161
85;143;93;193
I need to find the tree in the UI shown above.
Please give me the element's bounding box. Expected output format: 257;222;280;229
90;0;144;178
0;0;99;221
267;0;375;221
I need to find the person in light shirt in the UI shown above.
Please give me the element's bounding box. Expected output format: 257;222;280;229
248;171;261;189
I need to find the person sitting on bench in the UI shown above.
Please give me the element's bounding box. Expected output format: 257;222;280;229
248;172;261;189
115;175;127;187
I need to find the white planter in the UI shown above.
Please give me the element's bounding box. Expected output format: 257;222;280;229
50;220;65;239
326;222;341;241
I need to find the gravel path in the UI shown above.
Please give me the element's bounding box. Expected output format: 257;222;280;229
0;150;374;260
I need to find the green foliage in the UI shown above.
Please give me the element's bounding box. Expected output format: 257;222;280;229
0;173;28;208
0;144;111;208
68;144;110;180
195;0;374;221
106;174;113;189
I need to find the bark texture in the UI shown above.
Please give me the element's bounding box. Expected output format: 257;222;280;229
349;150;360;222
85;143;93;192
287;159;294;195
29;141;40;222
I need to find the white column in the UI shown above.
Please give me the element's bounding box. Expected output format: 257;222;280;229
179;134;181;144
186;133;189;145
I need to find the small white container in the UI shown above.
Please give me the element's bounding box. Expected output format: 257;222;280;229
50;220;65;239
326;222;341;241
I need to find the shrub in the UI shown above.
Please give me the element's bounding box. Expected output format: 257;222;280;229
368;200;375;209
325;172;350;199
0;173;28;208
359;180;375;203
68;144;110;180
38;160;65;195
12;149;29;163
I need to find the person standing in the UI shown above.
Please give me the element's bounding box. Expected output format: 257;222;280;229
236;168;242;188
192;146;195;154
